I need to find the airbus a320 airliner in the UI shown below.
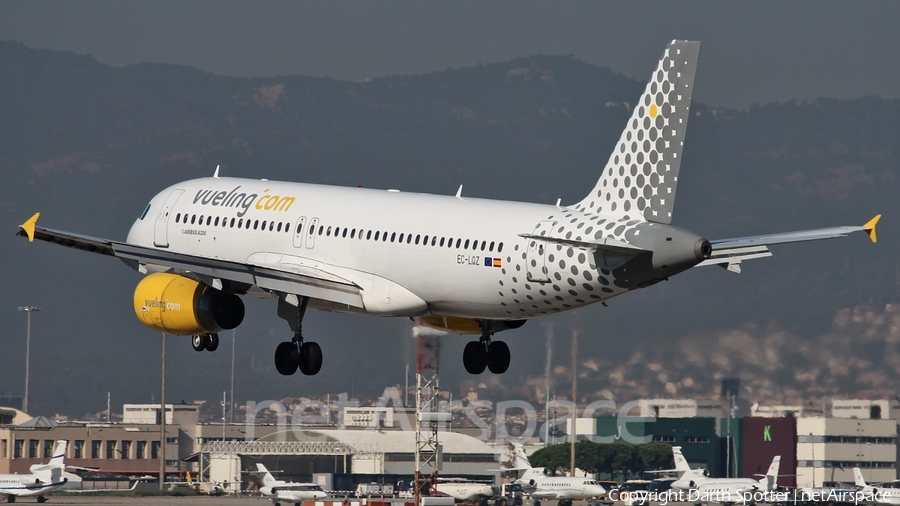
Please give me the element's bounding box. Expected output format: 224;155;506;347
18;40;879;377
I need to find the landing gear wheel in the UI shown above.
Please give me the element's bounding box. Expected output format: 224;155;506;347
274;342;299;376
36;497;46;504
487;340;511;374
205;333;219;352
298;342;323;375
191;335;206;352
463;341;488;374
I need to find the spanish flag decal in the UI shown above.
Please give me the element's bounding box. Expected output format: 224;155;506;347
493;258;502;268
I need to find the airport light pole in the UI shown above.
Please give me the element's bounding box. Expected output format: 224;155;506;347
160;332;166;491
18;306;40;414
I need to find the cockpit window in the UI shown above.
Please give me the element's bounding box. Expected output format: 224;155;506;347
139;204;151;220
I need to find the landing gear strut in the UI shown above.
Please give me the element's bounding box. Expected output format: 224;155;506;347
274;295;323;376
463;326;510;374
191;333;219;352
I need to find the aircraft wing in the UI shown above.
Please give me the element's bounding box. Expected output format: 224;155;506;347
697;215;880;273
17;213;364;308
530;491;560;499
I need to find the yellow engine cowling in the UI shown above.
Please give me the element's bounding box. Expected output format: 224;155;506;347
418;316;527;335
133;273;245;335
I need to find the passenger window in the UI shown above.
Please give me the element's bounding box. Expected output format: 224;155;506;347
296;223;303;234
246;219;251;229
350;229;356;238
261;220;267;231
191;215;196;225
230;218;235;228
175;213;181;223
277;222;282;232
342;228;348;238
431;236;437;246
326;226;332;236
399;233;405;243
489;241;495;251
374;231;380;241
238;219;244;228
199;215;204;224
464;239;470;249
206;216;212;226
415;234;421;245
382;231;388;241
406;234;412;244
318;226;324;235
269;222;274;232
214;217;219;226
390;232;396;242
480;241;486;251
334;227;340;236
253;220;259;230
366;230;372;240
440;237;445;247
423;235;429;245
498;242;504;252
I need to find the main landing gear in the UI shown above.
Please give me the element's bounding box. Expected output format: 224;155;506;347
463;327;510;375
191;333;219;352
274;295;323;376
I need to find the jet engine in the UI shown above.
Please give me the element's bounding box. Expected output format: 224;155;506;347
133;273;244;335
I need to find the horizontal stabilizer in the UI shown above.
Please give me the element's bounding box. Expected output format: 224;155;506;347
518;233;647;255
697;216;880;271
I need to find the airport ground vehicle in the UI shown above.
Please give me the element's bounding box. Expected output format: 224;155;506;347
617;480;651;506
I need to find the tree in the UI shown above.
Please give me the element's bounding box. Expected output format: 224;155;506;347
638;443;674;472
528;444;570;475
610;443;643;480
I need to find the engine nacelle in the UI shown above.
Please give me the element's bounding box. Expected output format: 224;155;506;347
133;273;244;335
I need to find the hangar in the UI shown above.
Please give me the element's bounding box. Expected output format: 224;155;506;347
195;429;499;493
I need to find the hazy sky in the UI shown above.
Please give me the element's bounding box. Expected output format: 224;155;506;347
1;1;898;108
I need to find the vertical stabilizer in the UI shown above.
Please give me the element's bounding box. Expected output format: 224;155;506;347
257;463;277;486
575;40;700;224
672;446;691;474
854;467;867;488
760;455;781;491
48;440;67;467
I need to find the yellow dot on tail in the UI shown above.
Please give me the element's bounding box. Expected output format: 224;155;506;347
649;104;658;118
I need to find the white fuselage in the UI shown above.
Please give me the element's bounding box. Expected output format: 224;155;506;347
128;177;649;320
0;474;67;498
529;478;607;500
272;483;329;503
434;481;495;501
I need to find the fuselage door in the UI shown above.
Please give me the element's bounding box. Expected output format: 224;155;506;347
153;189;184;248
306;217;319;249
526;220;554;282
292;216;307;248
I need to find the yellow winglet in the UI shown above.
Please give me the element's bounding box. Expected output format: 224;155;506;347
20;212;40;242
863;214;881;243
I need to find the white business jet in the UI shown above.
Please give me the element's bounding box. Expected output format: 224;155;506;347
0;440;68;503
